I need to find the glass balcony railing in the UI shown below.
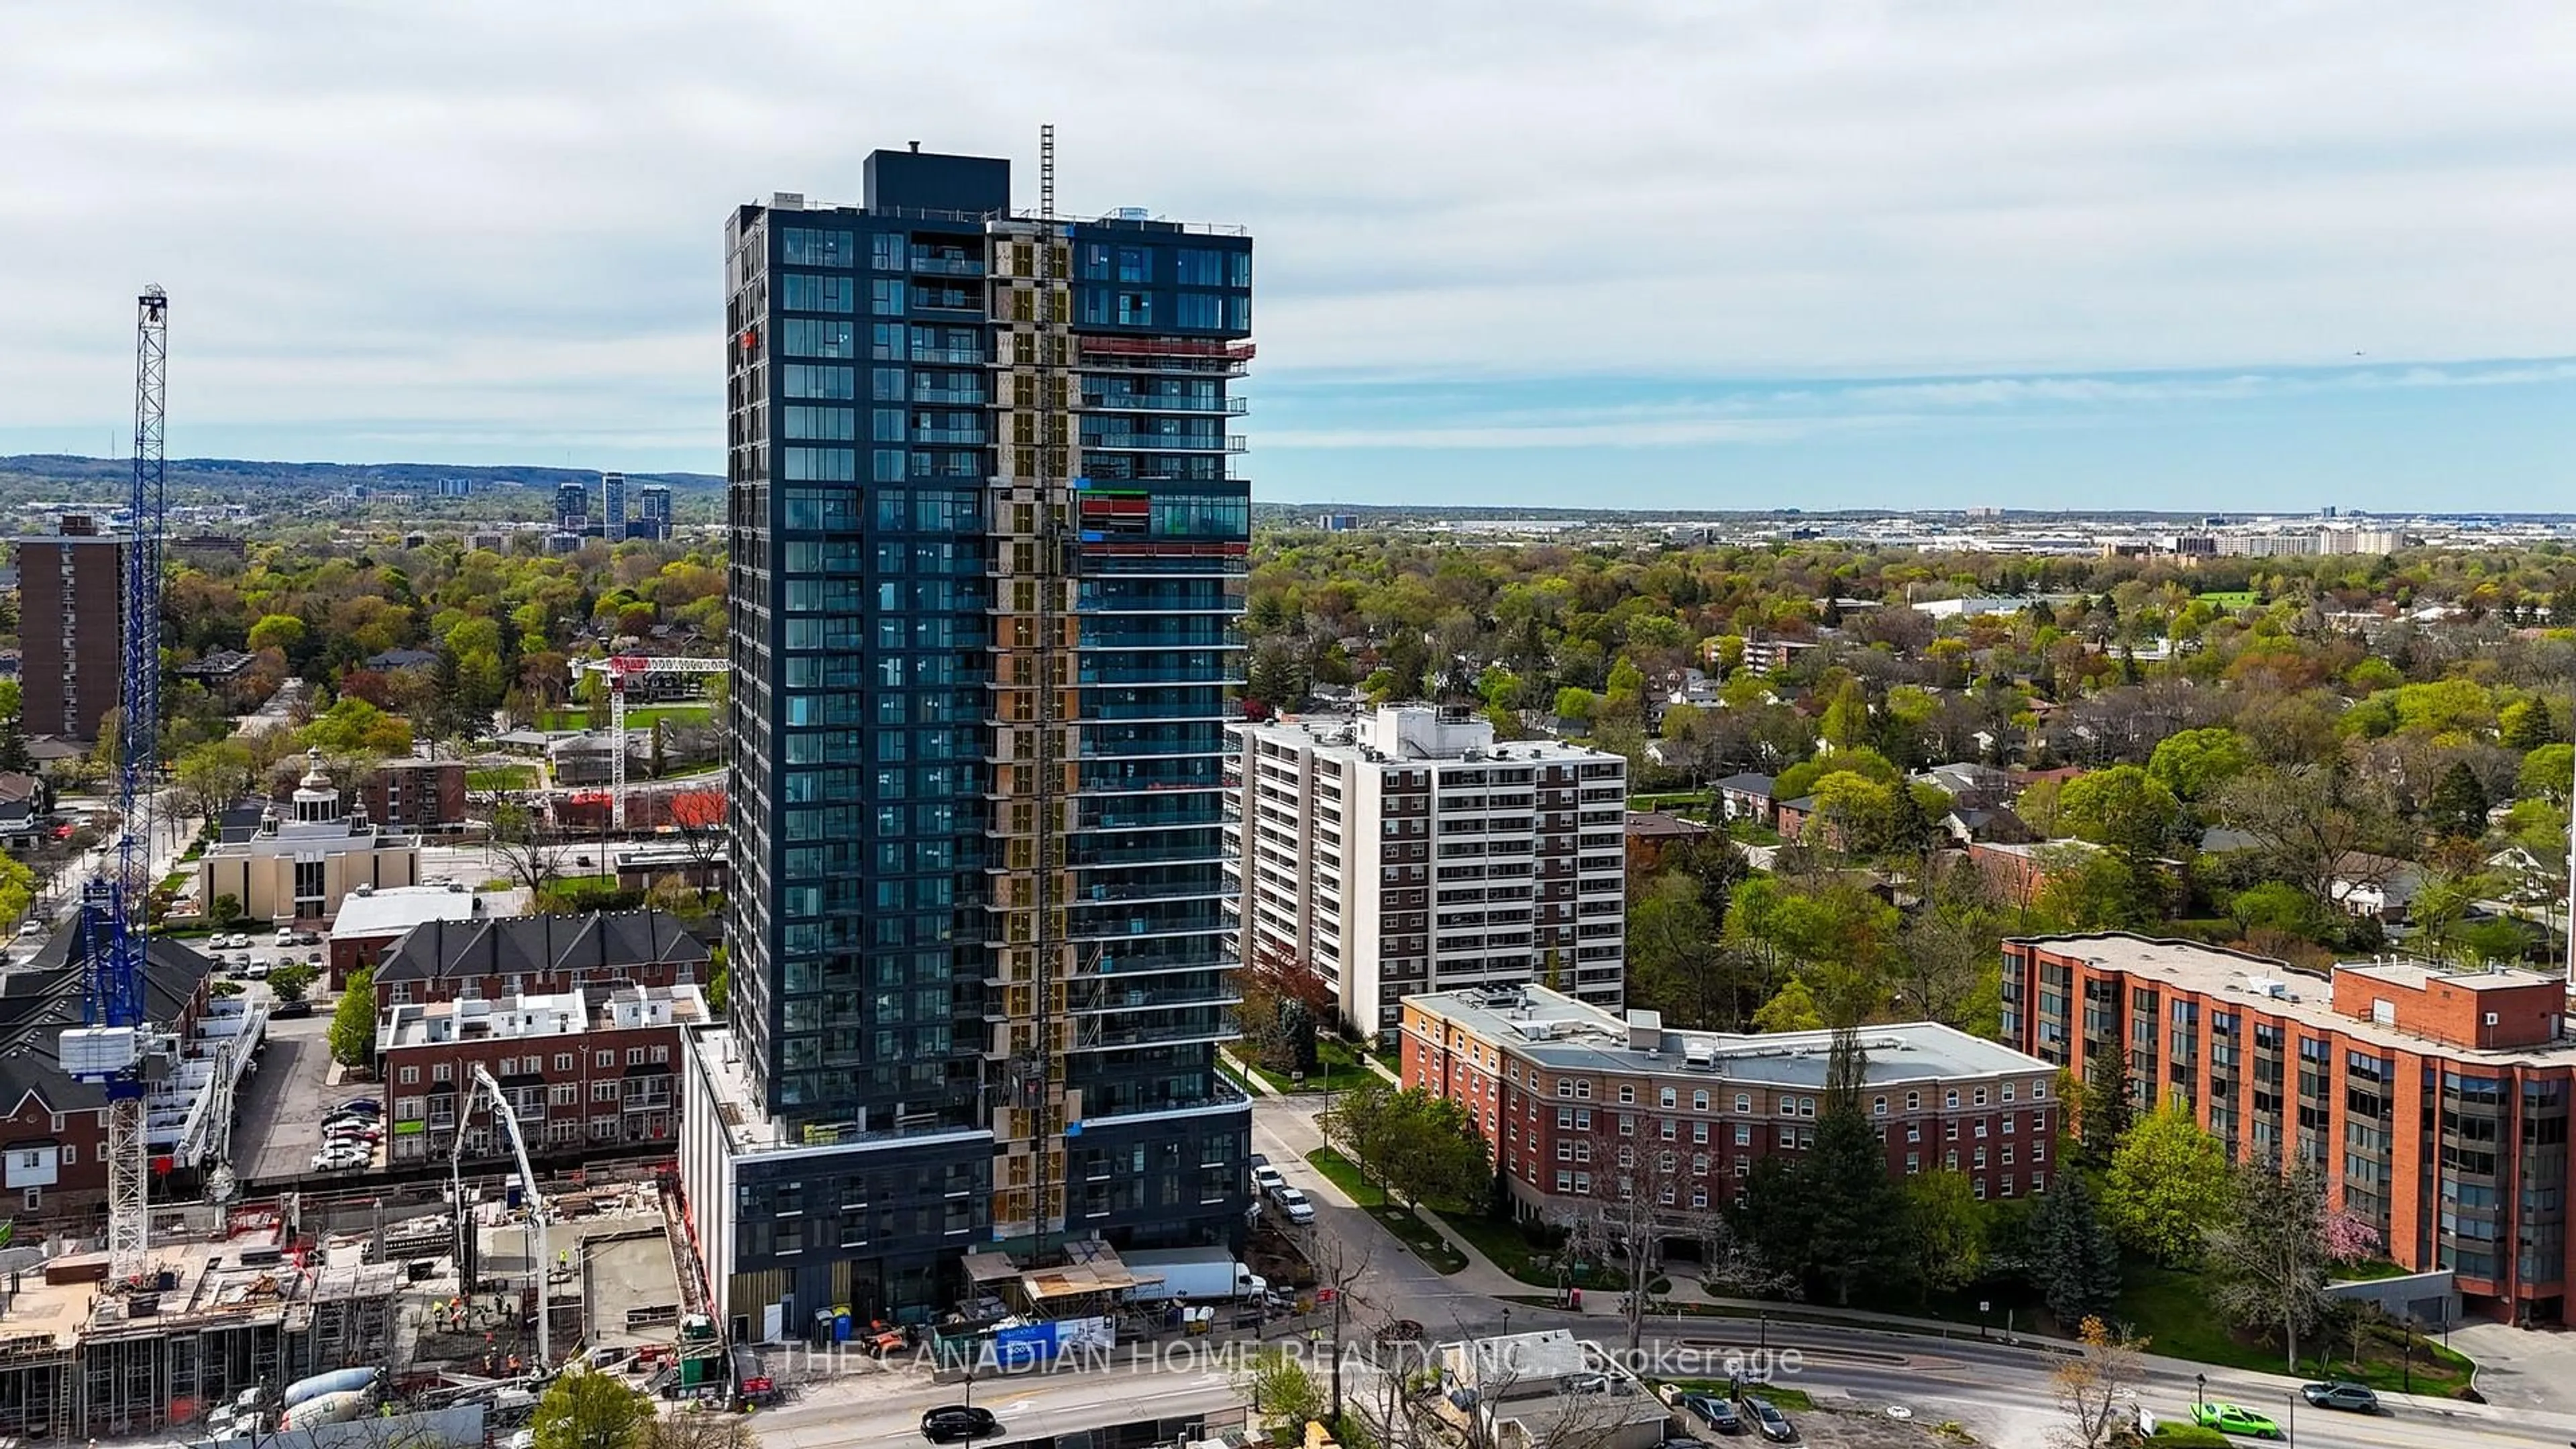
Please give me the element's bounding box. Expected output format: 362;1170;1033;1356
914;345;983;365
910;253;984;276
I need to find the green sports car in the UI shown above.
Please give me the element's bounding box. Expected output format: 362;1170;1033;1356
2191;1403;2284;1439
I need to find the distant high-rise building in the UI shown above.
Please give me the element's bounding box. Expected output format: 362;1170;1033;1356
681;145;1254;1332
600;472;627;535
554;482;589;530
635;484;673;539
15;514;126;740
435;477;473;498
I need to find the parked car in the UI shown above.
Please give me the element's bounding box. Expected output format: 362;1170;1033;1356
273;1000;313;1019
311;1147;368;1171
340;1097;382;1116
17;921;44;938
1743;1398;1794;1444
296;930;321;945
1681;1395;1742;1434
274;929;295;947
1273;1185;1315;1224
919;1406;998;1443
2191;1403;2282;1439
1251;1165;1287;1194
2298;1383;2379;1414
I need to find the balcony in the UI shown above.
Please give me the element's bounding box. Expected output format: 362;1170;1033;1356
1083;432;1247;453
1083;391;1251;415
910;252;984;276
914;427;989;445
1068;981;1244;1014
916;345;985;365
914;385;987;405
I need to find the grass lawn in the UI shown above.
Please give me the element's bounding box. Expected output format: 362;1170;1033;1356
2117;1265;2476;1397
2196;590;2261;609
1727;820;1782;847
1304;1148;1468;1275
540;704;712;732
467;765;539;791
1435;1210;1560;1287
1244;1039;1377;1095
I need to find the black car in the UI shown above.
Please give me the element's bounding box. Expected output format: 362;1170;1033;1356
1681;1394;1743;1434
272;1000;314;1019
920;1406;998;1443
1743;1397;1795;1444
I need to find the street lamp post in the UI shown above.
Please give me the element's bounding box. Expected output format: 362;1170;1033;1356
2194;1373;2205;1407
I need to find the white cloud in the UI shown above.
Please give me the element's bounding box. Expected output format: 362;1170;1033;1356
2;1;2573;468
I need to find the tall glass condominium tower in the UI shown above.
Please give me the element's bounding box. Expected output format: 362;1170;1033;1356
688;147;1252;1330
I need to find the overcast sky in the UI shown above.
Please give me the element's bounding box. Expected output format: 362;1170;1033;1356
4;2;2573;511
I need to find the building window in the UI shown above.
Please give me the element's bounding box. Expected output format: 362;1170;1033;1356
400;1066;420;1085
1734;1124;1751;1146
555;1054;574;1073
60;1146;73;1165
1973;1086;1988;1107
1905;1153;1920;1174
1660;1087;1678;1108
1872;1096;1887;1117
1945;1089;1960;1109
597;1051;614;1069
1907;1124;1921;1144
1947;1121;1960;1141
593;1082;619;1102
1733;1093;1750;1114
1693;1090;1709;1112
433;1063;452;1083
1907;1091;1921;1110
1618;1083;1635;1104
2001;1083;2016;1102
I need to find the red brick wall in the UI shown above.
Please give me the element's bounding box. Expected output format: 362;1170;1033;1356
381;1020;682;1163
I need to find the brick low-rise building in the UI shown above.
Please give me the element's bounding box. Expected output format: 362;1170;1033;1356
2002;933;2576;1322
379;982;706;1165
362;758;468;833
1400;984;2058;1224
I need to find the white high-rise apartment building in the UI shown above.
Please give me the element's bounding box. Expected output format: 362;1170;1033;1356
1226;705;1628;1040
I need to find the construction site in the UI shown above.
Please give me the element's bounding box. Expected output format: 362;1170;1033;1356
0;1168;717;1444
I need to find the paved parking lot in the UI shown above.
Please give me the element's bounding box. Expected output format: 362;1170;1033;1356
229;977;376;1185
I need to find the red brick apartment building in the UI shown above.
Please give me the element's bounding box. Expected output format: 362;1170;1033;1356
13;519;125;741
379;982;706;1165
2004;933;2576;1322
361;758;468;832
1401;985;2059;1223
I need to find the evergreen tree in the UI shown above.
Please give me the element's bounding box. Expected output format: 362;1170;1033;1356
2076;1053;2136;1172
0;716;28;775
2427;761;2490;839
2028;1172;2123;1327
1799;1030;1917;1304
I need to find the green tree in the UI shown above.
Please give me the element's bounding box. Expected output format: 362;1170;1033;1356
705;943;728;1016
1233;1346;1325;1430
2033;847;2142;930
246;613;307;655
268;961;319;1006
1905;1169;1986;1292
2502;698;2560;751
329;966;377;1067
2146;727;2253;802
2518;743;2573;804
2027;1173;2123;1328
531;1366;651;1449
2101;1101;2233;1265
2426;761;2489;839
209;892;244;930
2207;1159;2336;1372
1820;680;1871;751
1318;1081;1489;1211
2056;765;2193;864
301;696;415;757
2074;1053;2136;1172
1792;1033;1915;1304
1750;977;1823;1034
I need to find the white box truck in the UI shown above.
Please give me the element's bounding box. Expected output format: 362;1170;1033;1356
1121;1246;1269;1303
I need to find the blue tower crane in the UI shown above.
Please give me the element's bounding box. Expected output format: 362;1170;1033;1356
62;286;167;1283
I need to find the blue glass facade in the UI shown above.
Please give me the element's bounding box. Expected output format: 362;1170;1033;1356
719;150;1252;1322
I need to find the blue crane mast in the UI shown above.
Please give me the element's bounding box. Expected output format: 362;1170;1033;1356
63;286;167;1283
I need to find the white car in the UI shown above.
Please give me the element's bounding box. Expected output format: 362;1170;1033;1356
1273;1186;1316;1224
311;1147;368;1171
1252;1165;1287;1194
274;929;295;948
